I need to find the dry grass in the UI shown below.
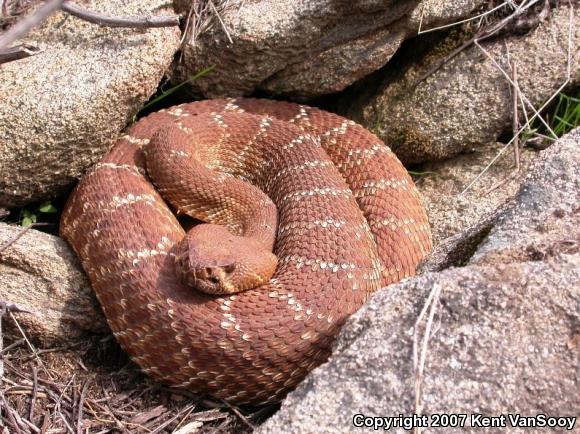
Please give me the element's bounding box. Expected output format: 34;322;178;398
183;0;245;45
419;0;561;36
460;2;575;195
0;314;276;433
418;0;577;195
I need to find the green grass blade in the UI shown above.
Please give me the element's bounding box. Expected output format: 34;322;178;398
139;65;216;114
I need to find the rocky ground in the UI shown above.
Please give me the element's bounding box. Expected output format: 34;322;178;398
0;0;578;433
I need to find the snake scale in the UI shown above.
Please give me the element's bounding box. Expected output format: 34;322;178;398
60;98;432;405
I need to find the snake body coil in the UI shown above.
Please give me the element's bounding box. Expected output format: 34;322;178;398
60;99;432;404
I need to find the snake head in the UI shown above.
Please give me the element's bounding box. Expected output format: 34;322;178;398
175;224;277;295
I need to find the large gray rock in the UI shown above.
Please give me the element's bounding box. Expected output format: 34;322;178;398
349;5;579;164
0;0;180;207
176;0;486;99
258;129;580;433
259;258;579;434
0;223;107;344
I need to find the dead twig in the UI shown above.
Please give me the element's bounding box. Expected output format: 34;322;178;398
29;366;38;424
412;284;442;434
418;0;511;34
220;399;255;430
9;312;52;384
207;0;233;44
172;405;198;433
187;0;245;45
413;36;475;87
0;42;39;64
0;391;24;434
483;170;518;195
0;338;25;355
55;375;76;434
482;46;524;195
21;417;41;433
1;300;34;381
147;413;183;434
60;2;180;28
459;3;574;195
475;40;558;138
511;60;521;171
76;379;90;434
179;0;195;47
0;0;180;51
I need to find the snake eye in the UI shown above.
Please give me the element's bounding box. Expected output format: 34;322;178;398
223;264;236;274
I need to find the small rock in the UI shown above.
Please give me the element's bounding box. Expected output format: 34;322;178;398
0;223;107;344
0;0;180;207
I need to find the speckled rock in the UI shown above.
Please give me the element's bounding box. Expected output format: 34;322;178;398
259;258;579;434
0;223;107;344
176;0;486;99
258;130;580;433
0;0;180;207
419;129;579;273
418;142;537;246
471;127;580;265
415;141;538;272
348;5;579;164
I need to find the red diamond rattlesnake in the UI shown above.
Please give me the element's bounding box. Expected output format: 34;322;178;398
60;98;432;404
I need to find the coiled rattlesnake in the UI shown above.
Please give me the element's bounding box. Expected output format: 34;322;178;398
60;98;432;404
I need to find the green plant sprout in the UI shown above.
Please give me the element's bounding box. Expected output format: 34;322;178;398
133;65;216;122
20;200;57;227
